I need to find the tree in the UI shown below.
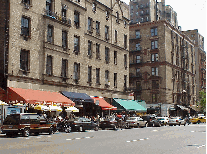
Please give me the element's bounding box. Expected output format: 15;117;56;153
199;90;206;114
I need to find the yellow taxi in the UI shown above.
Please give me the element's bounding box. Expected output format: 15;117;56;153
190;117;206;124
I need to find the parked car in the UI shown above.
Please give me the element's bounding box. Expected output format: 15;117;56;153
156;117;169;126
125;117;142;128
179;118;187;126
1;113;56;137
153;119;162;127
141;115;156;127
68;117;99;132
168;117;181;126
99;117;126;130
190;117;206;124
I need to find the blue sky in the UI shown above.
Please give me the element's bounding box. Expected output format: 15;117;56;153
123;0;206;51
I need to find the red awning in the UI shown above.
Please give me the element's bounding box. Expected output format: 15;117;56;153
7;87;75;106
91;97;117;110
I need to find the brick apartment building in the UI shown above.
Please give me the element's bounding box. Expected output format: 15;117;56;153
0;0;130;101
129;0;178;28
183;30;206;96
129;20;196;116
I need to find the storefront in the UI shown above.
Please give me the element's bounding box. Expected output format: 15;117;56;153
112;98;147;114
61;91;96;116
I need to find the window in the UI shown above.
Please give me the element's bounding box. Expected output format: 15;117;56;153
47;25;53;43
92;3;96;12
61;59;68;78
135;30;140;39
20;50;29;73
151;40;158;49
74;11;80;28
146;16;149;22
124;75;127;88
141;18;143;22
141;11;144;15
106;11;109;20
62;30;67;49
74;63;80;81
46;0;52;16
88;17;93;32
105;26;109;40
105;70;109;84
124;35;127;49
46;55;52;76
176;51;179;66
136;12;139;16
96;68;100;84
116;12;119;23
21;16;30;37
124;54;127;69
136;81;141;90
88;66;92;83
124;20;127;28
136;68;140;76
130;5;133;10
136;43;141;51
114;73;117;88
115;30;117;43
151;27;158;36
62;5;67;21
74;36;80;54
105;47;110;64
96;43;100;59
88;41;92;57
136;4;138;9
152;80;159;89
22;0;30;5
114;51;117;65
152;67;158;76
136;55;141;63
152;94;158;103
151;53;158;62
96;21;100;34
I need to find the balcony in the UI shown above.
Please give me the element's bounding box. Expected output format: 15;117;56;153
129;36;141;42
129;73;142;79
43;9;71;27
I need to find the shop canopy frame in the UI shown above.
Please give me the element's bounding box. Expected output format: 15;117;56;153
112;98;147;112
7;87;75;106
91;96;117;111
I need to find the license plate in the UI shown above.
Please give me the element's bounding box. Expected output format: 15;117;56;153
9;126;12;128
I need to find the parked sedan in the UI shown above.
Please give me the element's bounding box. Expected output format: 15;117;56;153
168;117;181;126
156;117;169;126
125;117;140;128
179;118;187;126
190;117;206;124
68;117;99;132
99;117;126;130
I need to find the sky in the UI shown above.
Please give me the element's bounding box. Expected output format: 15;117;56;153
122;0;207;51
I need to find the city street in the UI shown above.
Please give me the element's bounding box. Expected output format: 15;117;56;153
0;124;206;154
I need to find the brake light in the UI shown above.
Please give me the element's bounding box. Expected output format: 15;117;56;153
176;120;178;122
73;123;76;125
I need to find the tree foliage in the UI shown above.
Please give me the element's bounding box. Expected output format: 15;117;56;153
199;90;206;113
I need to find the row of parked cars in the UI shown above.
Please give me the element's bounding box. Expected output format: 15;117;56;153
1;113;205;137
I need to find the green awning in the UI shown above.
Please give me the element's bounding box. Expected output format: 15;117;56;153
112;98;147;112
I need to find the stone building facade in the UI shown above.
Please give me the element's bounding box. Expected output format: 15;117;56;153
129;0;178;28
129;20;196;115
183;30;206;100
0;0;130;100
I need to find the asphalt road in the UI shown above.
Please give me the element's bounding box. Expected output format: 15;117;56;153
0;123;206;154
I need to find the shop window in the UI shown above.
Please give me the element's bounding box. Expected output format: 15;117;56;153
46;55;53;76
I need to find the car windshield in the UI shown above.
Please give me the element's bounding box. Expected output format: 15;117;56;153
157;118;165;120
3;114;20;125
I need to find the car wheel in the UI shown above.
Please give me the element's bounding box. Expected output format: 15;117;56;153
184;123;186;126
113;125;117;130
178;123;181;126
49;127;54;135
65;126;71;133
197;120;201;124
23;128;30;137
101;127;105;130
94;126;99;131
137;123;139;128
125;123;129;129
34;132;39;136
79;126;83;132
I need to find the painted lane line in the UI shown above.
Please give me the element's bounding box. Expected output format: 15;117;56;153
85;137;91;138
139;139;144;141
75;138;81;139
132;140;137;142
48;136;51;137
25;138;29;139
152;130;158;132
36;137;41;139
126;141;131;142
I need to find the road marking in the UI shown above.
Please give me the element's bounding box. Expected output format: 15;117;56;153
190;131;195;132
152;130;158;132
75;138;81;139
66;136;94;141
48;136;51;137
66;139;72;140
126;138;149;143
36;137;41;138
25;138;29;139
